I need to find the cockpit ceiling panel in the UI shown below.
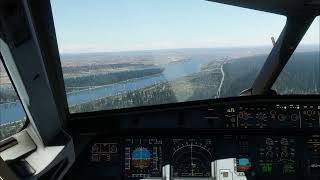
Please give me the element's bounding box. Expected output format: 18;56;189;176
208;0;320;16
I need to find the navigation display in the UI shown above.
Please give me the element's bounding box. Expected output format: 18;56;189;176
172;138;214;177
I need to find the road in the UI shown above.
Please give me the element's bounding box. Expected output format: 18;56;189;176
216;62;225;98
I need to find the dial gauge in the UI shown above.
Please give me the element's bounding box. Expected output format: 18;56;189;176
172;138;213;177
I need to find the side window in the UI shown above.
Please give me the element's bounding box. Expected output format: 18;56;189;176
273;17;320;94
0;60;27;141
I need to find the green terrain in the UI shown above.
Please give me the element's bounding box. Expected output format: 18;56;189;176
70;51;319;113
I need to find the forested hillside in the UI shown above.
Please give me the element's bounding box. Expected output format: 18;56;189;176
273;52;320;94
220;51;319;96
70;51;319;112
64;67;164;92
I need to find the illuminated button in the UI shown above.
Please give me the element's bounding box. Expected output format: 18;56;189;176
260;163;273;173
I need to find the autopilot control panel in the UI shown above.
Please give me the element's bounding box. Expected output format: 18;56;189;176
206;104;320;129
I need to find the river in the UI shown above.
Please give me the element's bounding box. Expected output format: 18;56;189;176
0;58;211;124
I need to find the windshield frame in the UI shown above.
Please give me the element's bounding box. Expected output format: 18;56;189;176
0;55;29;140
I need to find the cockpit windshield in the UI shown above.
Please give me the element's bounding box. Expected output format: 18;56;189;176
50;0;317;113
272;17;320;95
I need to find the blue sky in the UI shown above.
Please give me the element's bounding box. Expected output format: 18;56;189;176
51;0;319;53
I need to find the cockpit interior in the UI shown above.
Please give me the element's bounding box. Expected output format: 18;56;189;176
0;0;319;180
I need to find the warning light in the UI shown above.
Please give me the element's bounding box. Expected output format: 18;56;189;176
260;163;273;173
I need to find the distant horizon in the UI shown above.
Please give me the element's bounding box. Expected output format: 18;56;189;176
59;43;320;55
51;0;319;54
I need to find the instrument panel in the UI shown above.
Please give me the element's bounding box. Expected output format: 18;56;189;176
83;135;320;180
67;99;320;180
207;104;320;129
